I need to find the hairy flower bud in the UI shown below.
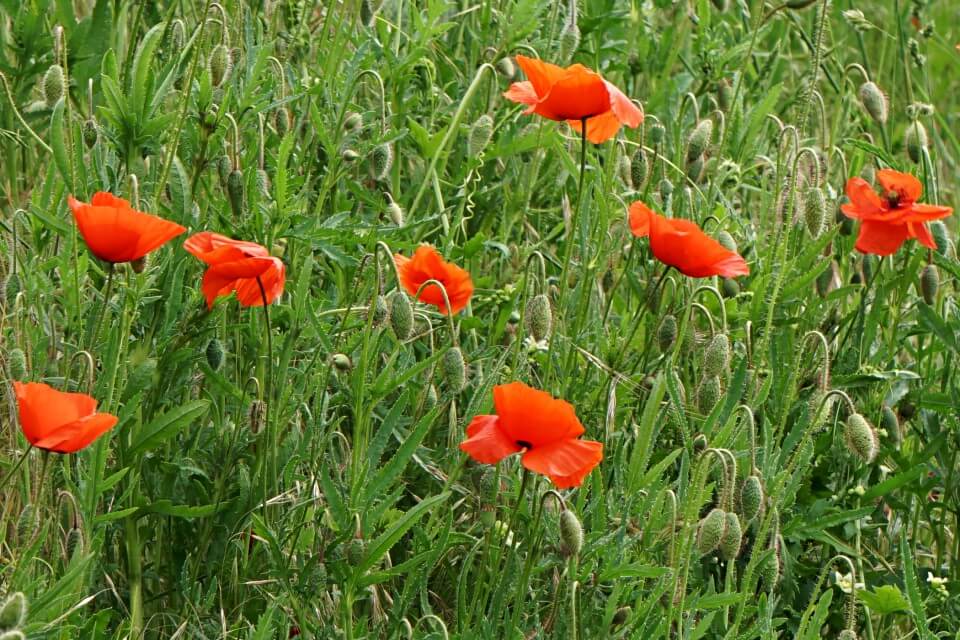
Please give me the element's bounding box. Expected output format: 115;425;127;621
468;114;495;159
858;81;888;124
804;186;826;237
227;169;244;218
658;315;678;353
371;143;394;181
845;413;879;463
559;509;583;557
0;592;27;631
696;508;727;555
388;291;413;339
696;375;721;413
739;475;763;522
441;347;466;392
904;121;928;164
703;334;730;377
920;264;939;305
718;512;743;560
205;338;224;372
7;348;26;380
524;294;552;342
209;44;232;87
82;118;99;148
686;119;713;164
630;147;648;189
43;64;65;107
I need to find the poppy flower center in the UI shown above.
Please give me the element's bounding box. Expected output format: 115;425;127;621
886;190;901;208
516;439;533;450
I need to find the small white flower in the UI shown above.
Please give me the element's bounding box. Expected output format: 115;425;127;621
926;574;949;596
834;572;865;594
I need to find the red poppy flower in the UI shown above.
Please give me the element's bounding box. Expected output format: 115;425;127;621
459;382;603;489
67;192;186;264
12;381;118;453
183;232;286;309
394;245;474;315
840;169;952;256
628;201;749;278
503;55;643;144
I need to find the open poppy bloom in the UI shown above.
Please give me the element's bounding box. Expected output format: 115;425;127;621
68;192;186;264
503;55;643;144
394;245;474;315
459;382;603;489
13;381;118;453
629;201;749;278
841;169;952;256
184;232;286;309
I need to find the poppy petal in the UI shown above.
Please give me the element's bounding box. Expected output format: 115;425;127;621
877;169;922;204
628;201;653;237
394;245;473;315
200;257;284;309
538;64;609;121
843;178;885;219
492;382;584;447
90;191;132;208
905;203;953;222
513;55;566;99
503;81;540;111
460;415;522;464
606;82;643;127
854;221;910;255
568;110;622;144
908;222;936;249
35;413;118;453
68;195;185;263
521;438;603;489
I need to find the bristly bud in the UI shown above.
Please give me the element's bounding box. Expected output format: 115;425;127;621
274;107;291;136
386;195;404;227
845;413;878;463
42;64;65;108
618;152;632;189
209;44;232;87
82;118;99;148
17;504;37;543
719;512;743;560
524;294;552;341
721;277;740;298
686;119;713;164
803;186;826;237
130;255;148;274
425;384;438;410
703;334;730;377
880;405;900;447
205;338;224;371
441;347;466;392
4;272;21;307
370;295;389;328
659;178;674;198
467;114;495;159
247;400;266;434
693;433;708;452
227;169;244;217
612;606;631;627
930;221;949;255
658;315;678;353
760;545;781;591
388;291;413;340
630;148;648;189
717;79;734;111
341;149;360;163
739;475;763;522
344;111;363;133
559;509;583;557
66;526;84;558
7;348;26;380
696;508;727;555
716;230;737;253
858;82;888;125
0;592;27;631
920;264;938;305
686;155;704;183
861;254;877;284
217;154;232;187
256;169;272;199
649;123;666;144
558;14;580;63
371;143;394;181
696;375;721;413
904;121;928;164
168;19;185;54
331;353;352;371
496;57;516;79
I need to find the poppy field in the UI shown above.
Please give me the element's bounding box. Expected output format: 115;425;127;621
2;0;960;638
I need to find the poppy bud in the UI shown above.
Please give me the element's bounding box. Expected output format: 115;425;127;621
168;19;185;53
880;405;900;447
4;272;20;307
0;592;26;631
687;155;704;183
360;0;378;26
386;199;404;227
686;119;713;164
845;413;878;463
760;546;781;591
838;631;858;640
127;254;148;274
718;512;742;560
66;526;84;558
693;433;708;452
904;121;928;164
717;79;734;111
225;171;245;220
696;508;727;555
216;154;231;187
341;149;360;163
920;264;938;305
17;504;37;542
703;334;730;377
344;111;363;133
7;346;26;380
388;291;413;339
274;107;291;136
618;152;632;189
710;0;728;9
370;295;389;328
331;353;352;371
815;262;837;297
716;230;737;253
524;293;552;341
930;221;949;255
441;347;466;392
612;606;631;627
649;123;666;144
659;178;674;198
425;383;438;410
739;475;763;522
209;44;232;88
346;537;367;565
247;399;266;434
861;254;877;284
558;19;580;63
371;143;394;181
803;186;826;237
467;114;495;158
559;509;583;557
696;375;721;413
496;57;516;79
205;338;224;371
42;64;65;108
857;81;888;125
721;277;740;298
657;315;678;353
630;148;648;189
82;118;99;148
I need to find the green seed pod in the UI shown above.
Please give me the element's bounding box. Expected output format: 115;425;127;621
274;107;290;136
880;405;900;447
920;264;939;305
759;547;781;591
256;169;271;199
858;81;888;125
247;400;266;435
717;79;734;111
696;508;727;555
496;57;516;79
693;433;708;452
845;413;878;463
703;334;730;377
0;592;27;631
227;169;244;217
686;119;713;164
612;606;631;627
389;291;413;340
442;347;466;392
7;348;26;380
558;19;580;63
331;353;352;371
905;121;928;164
43;64;65;108
468;114;495;159
718;512;743;560
803;186;826;237
658;315;678;353
209;44;232;87
649;123;666;144
387;200;404;226
929;221;949;255
838;630;858;640
721;277;740;298
344;111;363;133
659;178;674;198
630;147;648;189
696;375;721;413
371;143;394;181
370;295;389;328
559;509;583;557
739;475;763;522
524;294;552;342
217;155;232;187
82;118;99;148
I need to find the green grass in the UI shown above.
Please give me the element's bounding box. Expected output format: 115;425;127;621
1;0;960;637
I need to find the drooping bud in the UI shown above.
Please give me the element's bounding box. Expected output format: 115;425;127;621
692;433;708;453
7;348;26;380
441;347;466;392
904;121;928;164
721;277;740;298
630;147;648;189
658;315;678;353
467;114;494;159
42;65;65;107
82;118;99;148
17;504;37;543
717;79;734;111
346;537;367;565
696;508;727;555
386;198;404;227
168;19;185;54
0;630;25;640
388;291;413;340
686;119;713;164
739;475;763;522
0;592;27;631
845;413;879;463
559;509;583;557
65;526;84;558
341;149;360;163
618;152;632;189
861;254;877;284
696;375;721;413
838;630;858;640
920;264;939;304
880;405;900;447
496;57;516;79
130;255;148;274
331;353;352;371
227;169;244;218
718;512;743;560
703;334;730;377
371;143;394;181
209;44;232;87
343;111;363;133
425;384;438;410
370;295;389;328
716;230;737;253
612;606;631;628
687;155;704;182
858;81;888;124
205;338;224;371
759;545;781;591
930;221;949;255
558;14;580;63
274;107;291;136
649;123;666;144
803;185;826;237
217;154;232;187
524;293;552;341
659;178;674;199
360;0;378;26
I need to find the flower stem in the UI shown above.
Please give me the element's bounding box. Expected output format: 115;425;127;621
256;277;276;494
87;264;115;350
0;444;33;494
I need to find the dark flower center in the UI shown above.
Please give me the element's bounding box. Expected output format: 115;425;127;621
516;440;533;450
886;190;901;208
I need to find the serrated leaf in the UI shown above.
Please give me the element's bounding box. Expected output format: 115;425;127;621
857;585;911;615
129;400;209;456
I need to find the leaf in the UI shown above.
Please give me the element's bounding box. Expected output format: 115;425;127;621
861;465;925;501
901;529;935;640
355;491;449;578
857;585;911;615
136;500;219;519
128;400;209;457
916;302;957;352
363;407;439;506
130;23;165;117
